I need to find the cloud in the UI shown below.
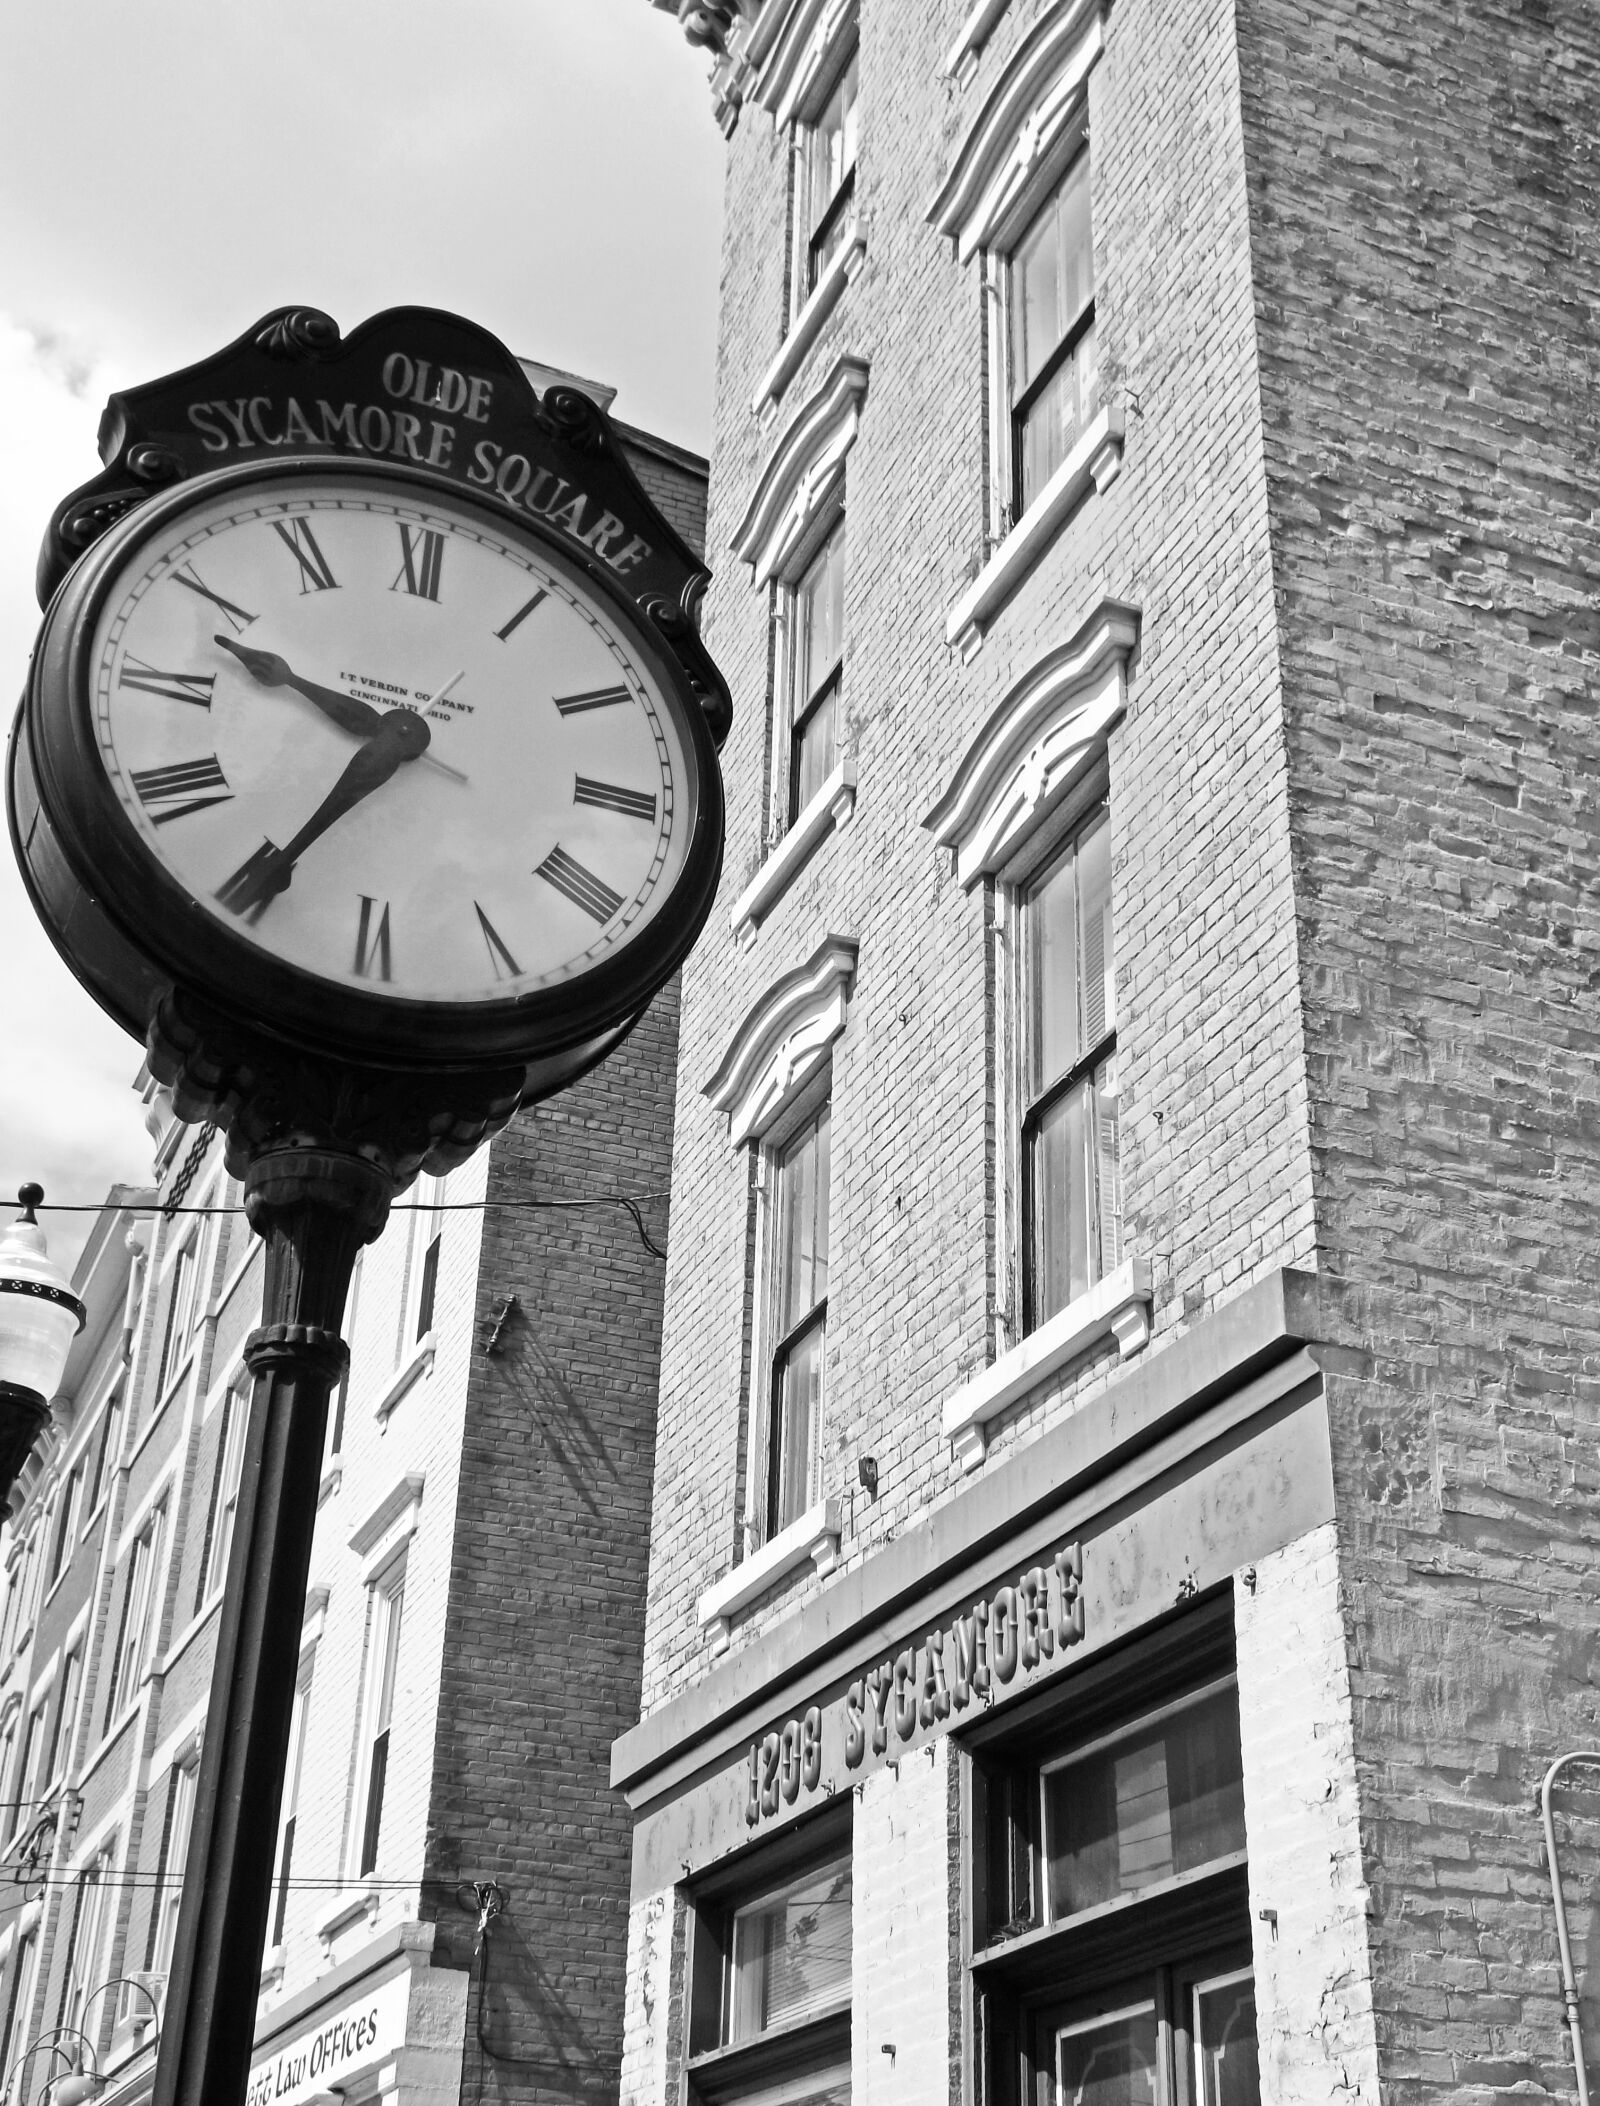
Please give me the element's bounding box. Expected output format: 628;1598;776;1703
12;319;96;399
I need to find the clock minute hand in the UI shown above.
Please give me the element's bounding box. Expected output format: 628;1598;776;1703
217;708;431;921
214;635;385;738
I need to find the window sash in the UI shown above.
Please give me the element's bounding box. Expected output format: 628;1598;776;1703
155;1241;199;1400
88;1391;123;1515
0;1931;38;2080
804;51;859;292
354;1577;404;1877
725;1847;853;2045
62;1853;113;2040
274;1671;312;1946
46;1467;83;1592
151;1764;197;1976
791;665;842;822
46;1651;82;1788
768;1304;827;1538
1005;148;1097;519
200;1386;249;1606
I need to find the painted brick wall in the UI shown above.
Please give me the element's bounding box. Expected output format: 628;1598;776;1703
852;1740;954;2106
419;980;680;2105
639;0;1317;1712
619;1887;674;2106
1232;2;1600;2096
1237;1523;1382;2106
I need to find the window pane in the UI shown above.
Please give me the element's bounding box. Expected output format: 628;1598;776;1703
1194;1975;1260;2106
1045;1687;1246;1919
1076;810;1114;1044
775;1106;831;1336
797;522;846;709
1013;153;1094;395
1054;2004;1158;2106
808;51;859;236
730;1851;852;2039
1017;323;1099;510
793;674;840;817
1031;1080;1091;1319
771;1310;825;1533
1028;849;1081;1096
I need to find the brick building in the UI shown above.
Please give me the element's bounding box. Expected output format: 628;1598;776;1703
618;6;1600;2106
0;395;706;2106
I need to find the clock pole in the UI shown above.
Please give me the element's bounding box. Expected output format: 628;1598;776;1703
152;1145;387;2106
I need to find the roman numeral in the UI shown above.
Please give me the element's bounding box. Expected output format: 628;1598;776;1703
495;589;548;640
216;840;288;922
573;776;657;822
130;756;232;826
353;896;393;981
272;517;339;593
553;683;632;716
474;903;523;981
170;564;257;632
120;659;216;709
534;845;623;925
392;525;445;601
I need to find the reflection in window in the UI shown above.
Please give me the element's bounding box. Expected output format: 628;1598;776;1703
729;1849;853;2041
1054;2002;1158;2106
1194;1972;1260;2106
1044;1684;1246;1921
767;1103;831;1537
804;50;859;295
1009;149;1097;515
790;519;846;822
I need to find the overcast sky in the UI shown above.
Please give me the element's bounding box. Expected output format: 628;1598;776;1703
0;0;723;1266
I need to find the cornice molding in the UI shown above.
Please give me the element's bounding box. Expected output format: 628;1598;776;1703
704;933;859;1146
929;0;1106;262
925;598;1140;887
731;356;869;586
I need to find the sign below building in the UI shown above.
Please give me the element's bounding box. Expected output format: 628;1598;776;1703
245;1968;410;2106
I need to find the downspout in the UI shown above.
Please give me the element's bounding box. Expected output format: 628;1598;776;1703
1540;1750;1600;2106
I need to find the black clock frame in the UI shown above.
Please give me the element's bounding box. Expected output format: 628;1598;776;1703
10;451;725;1075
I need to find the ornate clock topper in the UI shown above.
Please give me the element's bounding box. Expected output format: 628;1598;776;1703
39;303;730;744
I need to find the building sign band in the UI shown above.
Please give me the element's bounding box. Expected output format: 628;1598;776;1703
245;1968;410;2106
745;1540;1084;1825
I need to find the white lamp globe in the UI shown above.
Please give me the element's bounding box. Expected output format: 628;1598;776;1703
0;1185;85;1410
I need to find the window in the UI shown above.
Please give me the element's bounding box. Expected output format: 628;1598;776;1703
0;1930;39;2083
1019;805;1118;1332
46;1648;83;1790
968;1606;1257;2106
403;1181;443;1353
1006;149;1097;521
796;47;859;305
61;1845;115;2044
106;1509;165;1721
198;1383;248;1608
153;1235;201;1400
12;1706;44;1840
0;1713;17;1840
45;1465;84;1594
353;1567;405;1879
148;1762;197;1977
273;1663;313;1946
765;1101;831;1540
87;1389;124;1517
786;518;845;825
687;1813;852;2106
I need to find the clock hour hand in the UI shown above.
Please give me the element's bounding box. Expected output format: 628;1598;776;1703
213;635;385;737
216;635;468;784
216;707;431;921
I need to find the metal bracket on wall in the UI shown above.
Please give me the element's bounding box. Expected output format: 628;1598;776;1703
481;1295;520;1356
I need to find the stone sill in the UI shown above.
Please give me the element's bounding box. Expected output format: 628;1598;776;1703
731;760;857;949
698;1496;843;1653
946;407;1125;660
943;1256;1152;1470
315;1882;379;1945
373;1332;435;1423
753;229;865;422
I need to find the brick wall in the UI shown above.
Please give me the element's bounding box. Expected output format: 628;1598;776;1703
852;1740;954;2106
420;980;680;2104
1234;1;1600;2095
639;0;1318;1710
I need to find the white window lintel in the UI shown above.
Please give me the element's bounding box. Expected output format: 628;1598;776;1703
929;0;1107;263
704;934;859;1146
943;1256;1153;1470
750;0;857;128
348;1473;424;1561
697;1495;844;1652
925;598;1139;887
731;356;869;587
373;1332;437;1424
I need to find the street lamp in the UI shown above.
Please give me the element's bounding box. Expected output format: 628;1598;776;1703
0;1186;84;1504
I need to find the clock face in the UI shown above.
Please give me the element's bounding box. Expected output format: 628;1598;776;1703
84;472;700;1005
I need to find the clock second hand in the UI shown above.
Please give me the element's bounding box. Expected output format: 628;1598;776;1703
417;670;468;784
